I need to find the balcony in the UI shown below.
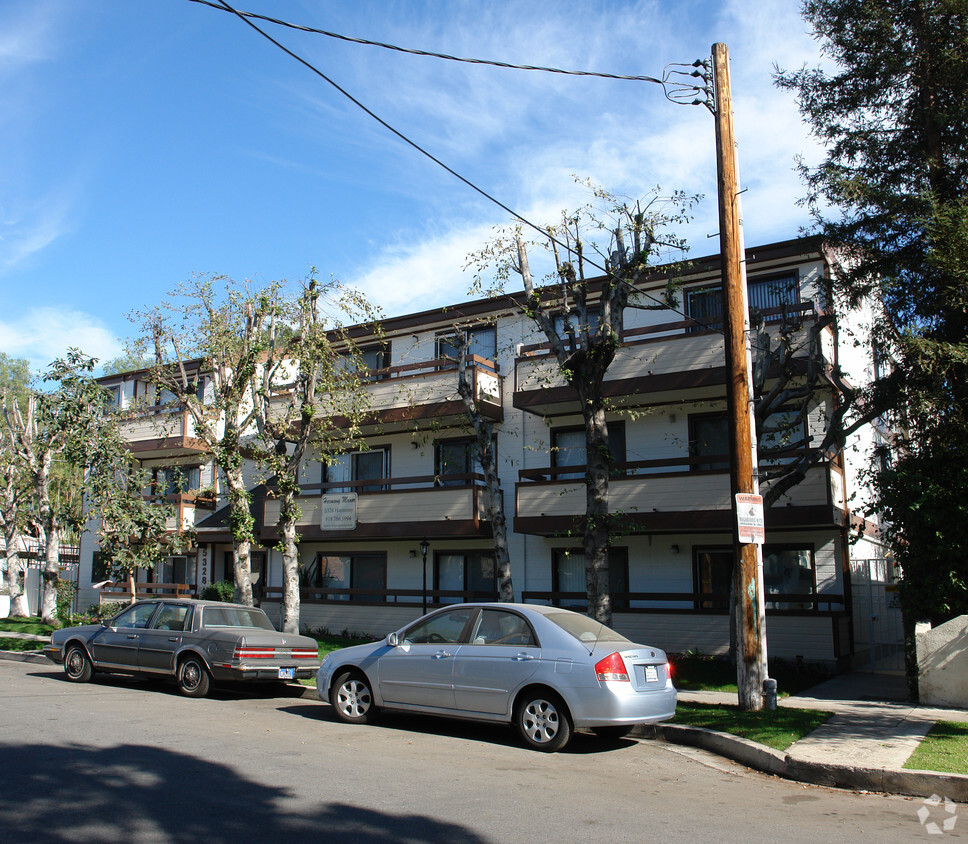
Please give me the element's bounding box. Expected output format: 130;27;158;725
259;474;496;542
513;303;821;417
514;454;846;536
273;355;502;436
156;493;217;533
118;407;209;458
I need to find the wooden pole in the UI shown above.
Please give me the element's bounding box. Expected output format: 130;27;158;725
712;42;767;711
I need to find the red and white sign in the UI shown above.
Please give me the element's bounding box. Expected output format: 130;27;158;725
735;493;765;544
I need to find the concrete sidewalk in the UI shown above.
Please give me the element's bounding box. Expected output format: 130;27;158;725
3;634;965;801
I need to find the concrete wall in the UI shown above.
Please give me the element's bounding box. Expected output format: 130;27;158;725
916;616;968;708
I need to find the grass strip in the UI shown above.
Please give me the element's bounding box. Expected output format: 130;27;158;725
903;721;968;775
0;617;55;637
672;656;832;697
673;701;832;751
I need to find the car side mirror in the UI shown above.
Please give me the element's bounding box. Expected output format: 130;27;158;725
387;632;399;647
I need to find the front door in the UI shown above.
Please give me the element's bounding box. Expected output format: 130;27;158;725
138;603;192;673
89;602;159;669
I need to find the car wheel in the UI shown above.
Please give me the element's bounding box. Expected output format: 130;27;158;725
330;670;377;724
515;689;572;752
592;725;633;740
177;655;211;698
64;645;93;683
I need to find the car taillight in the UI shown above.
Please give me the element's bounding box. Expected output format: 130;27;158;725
291;648;318;659
234;647;275;659
666;661;674;679
595;652;630;682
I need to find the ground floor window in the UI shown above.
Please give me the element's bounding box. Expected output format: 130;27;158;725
552;547;628;609
693;545;816;611
305;553;387;602
221;551;266;602
435;552;497;602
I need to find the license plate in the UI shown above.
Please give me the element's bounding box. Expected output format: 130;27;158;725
278;667;295;680
644;665;659;683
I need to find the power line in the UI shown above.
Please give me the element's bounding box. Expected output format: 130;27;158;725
188;0;665;84
198;0;734;336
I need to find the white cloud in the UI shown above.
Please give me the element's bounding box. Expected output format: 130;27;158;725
0;307;122;375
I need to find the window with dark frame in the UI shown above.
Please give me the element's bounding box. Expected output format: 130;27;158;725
435;438;482;487
305;552;387;602
437;325;498;366
551;547;629;610
689;413;729;472
324;446;390;493
693;545;817;611
434;552;497;603
551;422;625;480
686;272;800;333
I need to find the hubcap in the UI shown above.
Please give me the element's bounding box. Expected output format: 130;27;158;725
523;699;559;743
338;679;371;718
67;651;83;676
183;663;200;689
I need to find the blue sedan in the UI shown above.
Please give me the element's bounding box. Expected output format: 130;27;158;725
316;603;676;751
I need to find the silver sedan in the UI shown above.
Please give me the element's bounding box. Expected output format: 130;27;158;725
316;602;676;752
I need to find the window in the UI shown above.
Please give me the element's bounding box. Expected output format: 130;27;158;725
469;609;535;646
553;307;604;347
325;447;389;493
552;547;629;609
403;607;475;645
435;438;482;487
551;423;625;480
686;272;800;332
339;344;390;380
103;384;121;409
763;546;816;610
110;602;158;629
435;552;497;602
694;548;733;610
154;466;201;496
690;413;729;472
306;553;387;602
92;552;111;583
438;325;497;364
759;409;806;464
693;545;817;611
151;603;190;632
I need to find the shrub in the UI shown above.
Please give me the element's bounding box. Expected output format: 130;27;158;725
55;581;77;625
68;602;127;627
200;580;235;602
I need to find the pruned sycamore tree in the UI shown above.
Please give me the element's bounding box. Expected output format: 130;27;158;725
468;186;697;626
251;275;380;634
131;276;283;606
448;325;514;602
1;388;33;617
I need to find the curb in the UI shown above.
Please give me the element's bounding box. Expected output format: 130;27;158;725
638;723;968;802
0;649;50;665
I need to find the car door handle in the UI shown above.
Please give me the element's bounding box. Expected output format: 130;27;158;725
432;651;453;659
126;635;139;640
513;653;535;661
168;637;180;643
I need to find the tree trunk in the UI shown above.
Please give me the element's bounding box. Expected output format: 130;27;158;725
279;496;301;634
481;437;513;602
583;398;612;626
39;520;60;625
224;465;254;606
4;524;29;618
128;568;137;605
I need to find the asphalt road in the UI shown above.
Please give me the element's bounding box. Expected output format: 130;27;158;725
0;660;959;843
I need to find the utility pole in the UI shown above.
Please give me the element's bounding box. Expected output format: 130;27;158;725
711;42;768;711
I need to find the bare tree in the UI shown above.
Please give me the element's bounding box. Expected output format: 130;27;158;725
469;187;696;625
1;392;31;617
131;276;282;606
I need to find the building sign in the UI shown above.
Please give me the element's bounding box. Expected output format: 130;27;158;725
199;546;209;586
735;493;765;544
321;493;358;530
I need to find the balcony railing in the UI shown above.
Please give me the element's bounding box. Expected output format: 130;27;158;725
117;406;209;456
515;452;844;533
514;303;821;414
520;591;846;614
270;355;503;435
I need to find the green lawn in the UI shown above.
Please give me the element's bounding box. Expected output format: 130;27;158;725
672;655;832;697
673;701;832;750
904;721;968;775
0;617;55;637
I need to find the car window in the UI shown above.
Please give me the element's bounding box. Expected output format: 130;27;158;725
201;606;275;630
111;603;158;629
469;610;536;646
544;612;632;645
151;604;190;632
403;609;473;645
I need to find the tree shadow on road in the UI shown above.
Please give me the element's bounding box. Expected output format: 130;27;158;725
0;742;489;844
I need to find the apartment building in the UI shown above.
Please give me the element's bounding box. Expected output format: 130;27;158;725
77;236;892;666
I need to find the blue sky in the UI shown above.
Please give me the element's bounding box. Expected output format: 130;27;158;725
0;0;827;374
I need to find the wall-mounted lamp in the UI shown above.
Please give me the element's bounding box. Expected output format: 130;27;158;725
671;544;680;555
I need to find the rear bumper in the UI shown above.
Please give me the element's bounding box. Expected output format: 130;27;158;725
210;664;318;682
569;685;678;728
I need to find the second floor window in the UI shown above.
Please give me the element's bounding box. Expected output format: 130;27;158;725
690;413;729;472
686;272;800;332
325;447;389;492
435;438;482;487
437;325;497;365
551;423;625;480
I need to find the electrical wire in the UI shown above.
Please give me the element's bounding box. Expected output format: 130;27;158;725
198;0;748;340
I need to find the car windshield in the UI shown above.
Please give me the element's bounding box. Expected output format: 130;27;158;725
544;612;632;646
201;607;275;630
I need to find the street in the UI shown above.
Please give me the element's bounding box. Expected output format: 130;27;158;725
0;660;959;843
